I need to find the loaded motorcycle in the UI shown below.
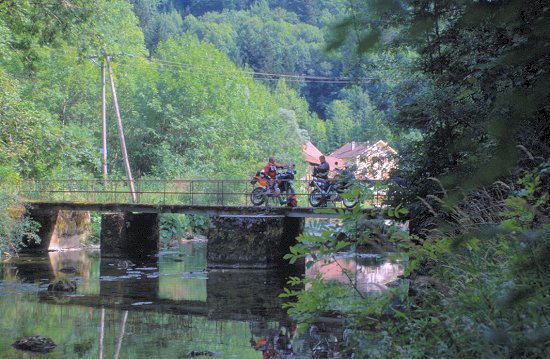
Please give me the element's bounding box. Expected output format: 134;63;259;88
308;173;358;208
250;165;297;207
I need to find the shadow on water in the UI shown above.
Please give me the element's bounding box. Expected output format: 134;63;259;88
4;244;296;321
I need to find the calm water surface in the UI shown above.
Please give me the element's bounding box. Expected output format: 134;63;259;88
0;239;402;358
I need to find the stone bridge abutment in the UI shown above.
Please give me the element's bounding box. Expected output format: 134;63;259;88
25;208;91;250
207;216;304;269
26;207;304;268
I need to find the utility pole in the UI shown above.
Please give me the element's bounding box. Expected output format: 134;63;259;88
101;61;107;185
89;52;137;203
89;55;109;185
106;55;137;203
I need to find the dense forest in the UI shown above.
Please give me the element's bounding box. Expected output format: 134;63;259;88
133;0;414;150
1;0;549;357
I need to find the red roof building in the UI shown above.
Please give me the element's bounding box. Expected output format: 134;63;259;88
329;141;369;160
302;141;342;178
303;140;398;180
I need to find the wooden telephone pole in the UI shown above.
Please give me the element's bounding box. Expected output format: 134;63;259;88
100;61;107;184
90;52;137;203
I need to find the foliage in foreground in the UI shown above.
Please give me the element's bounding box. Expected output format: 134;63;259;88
0;189;40;255
283;164;550;358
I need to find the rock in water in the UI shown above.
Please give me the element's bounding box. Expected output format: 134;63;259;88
47;279;77;292
12;336;56;353
187;350;217;357
58;266;77;273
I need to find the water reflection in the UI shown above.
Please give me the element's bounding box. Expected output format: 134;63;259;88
0;246;299;358
306;253;403;292
0;240;402;358
159;240;207;302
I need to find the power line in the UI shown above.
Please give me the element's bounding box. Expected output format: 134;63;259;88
151;57;375;84
154;57;374;82
154;62;366;84
12;2;375;84
154;57;373;81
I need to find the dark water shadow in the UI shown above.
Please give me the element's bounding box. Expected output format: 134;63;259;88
5;250;303;323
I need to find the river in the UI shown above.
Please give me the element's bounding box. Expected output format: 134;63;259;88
0;237;402;358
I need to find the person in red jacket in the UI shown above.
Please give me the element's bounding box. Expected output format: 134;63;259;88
263;157;284;194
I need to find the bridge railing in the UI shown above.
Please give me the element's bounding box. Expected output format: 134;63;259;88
17;179;388;207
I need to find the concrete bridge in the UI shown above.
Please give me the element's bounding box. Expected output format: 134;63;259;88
25;200;372;218
19;179;392;268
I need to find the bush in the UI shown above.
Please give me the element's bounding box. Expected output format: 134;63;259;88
160;214;209;244
0;190;40;255
282;164;550;358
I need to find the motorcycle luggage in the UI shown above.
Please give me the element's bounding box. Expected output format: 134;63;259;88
287;194;297;207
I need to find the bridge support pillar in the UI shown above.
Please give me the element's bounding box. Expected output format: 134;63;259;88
25;208;58;250
25;208;91;250
101;212;159;259
207;216;304;269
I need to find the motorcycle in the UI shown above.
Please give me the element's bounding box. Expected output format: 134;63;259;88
250;165;297;207
308;174;358;208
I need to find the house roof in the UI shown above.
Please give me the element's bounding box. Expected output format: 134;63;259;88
303;141;342;169
303;141;324;164
330;140;397;160
367;140;398;155
329;141;369;160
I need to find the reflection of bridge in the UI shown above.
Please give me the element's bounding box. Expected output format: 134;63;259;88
21;255;296;322
9;251;301;358
39;276;290;322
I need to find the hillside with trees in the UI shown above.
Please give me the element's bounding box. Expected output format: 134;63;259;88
130;0;417;152
0;0;312;251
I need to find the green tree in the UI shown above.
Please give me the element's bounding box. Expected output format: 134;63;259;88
341;86;393;143
329;0;550;200
0;0;95;76
326;100;354;148
292;2;550;356
0;71;65;178
144;10;184;54
145;34;306;178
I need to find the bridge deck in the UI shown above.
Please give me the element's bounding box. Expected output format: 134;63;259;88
26;201;383;219
19;179;390;218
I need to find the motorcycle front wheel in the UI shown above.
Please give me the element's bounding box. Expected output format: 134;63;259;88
250;187;265;206
342;196;358;208
308;189;324;207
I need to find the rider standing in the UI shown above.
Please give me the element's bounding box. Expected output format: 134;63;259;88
313;155;330;190
264;157;284;193
314;155;330;179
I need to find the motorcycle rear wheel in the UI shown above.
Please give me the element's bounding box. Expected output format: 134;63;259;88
250;187;265;206
308;189;324;207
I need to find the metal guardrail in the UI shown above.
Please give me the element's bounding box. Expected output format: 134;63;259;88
17;179;388;207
